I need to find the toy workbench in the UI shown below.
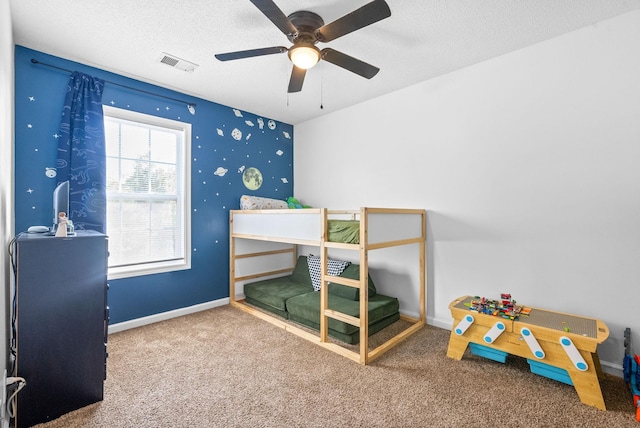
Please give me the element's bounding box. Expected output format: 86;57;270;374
447;295;610;410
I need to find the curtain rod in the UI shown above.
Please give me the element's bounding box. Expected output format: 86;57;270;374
30;58;197;111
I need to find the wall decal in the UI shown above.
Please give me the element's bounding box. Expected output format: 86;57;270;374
242;167;263;190
14;46;294;324
214;167;228;177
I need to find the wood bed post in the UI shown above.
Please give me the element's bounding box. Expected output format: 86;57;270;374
319;208;329;343
359;207;369;364
420;210;426;323
229;210;236;304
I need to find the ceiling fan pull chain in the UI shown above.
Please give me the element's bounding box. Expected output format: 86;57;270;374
320;73;324;110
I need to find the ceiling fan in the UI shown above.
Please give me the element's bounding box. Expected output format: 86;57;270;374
215;0;391;93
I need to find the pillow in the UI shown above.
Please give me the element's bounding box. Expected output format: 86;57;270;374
306;255;350;291
239;195;288;210
290;256;313;288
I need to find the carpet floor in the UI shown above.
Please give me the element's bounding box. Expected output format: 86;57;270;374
33;305;638;427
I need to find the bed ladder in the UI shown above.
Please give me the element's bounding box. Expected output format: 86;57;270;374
318;208;371;364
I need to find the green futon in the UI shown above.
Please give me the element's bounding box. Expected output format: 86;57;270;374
243;255;400;344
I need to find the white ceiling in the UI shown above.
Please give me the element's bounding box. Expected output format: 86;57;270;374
10;0;640;124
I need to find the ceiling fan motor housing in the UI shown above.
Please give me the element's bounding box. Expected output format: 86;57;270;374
286;11;324;44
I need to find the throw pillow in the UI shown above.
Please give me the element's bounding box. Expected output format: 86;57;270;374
307;254;350;291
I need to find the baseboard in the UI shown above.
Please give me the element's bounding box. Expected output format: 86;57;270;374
425;315;623;378
427;315;452;331
600;359;623;378
108;298;229;334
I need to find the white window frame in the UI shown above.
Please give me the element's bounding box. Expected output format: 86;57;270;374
103;105;191;280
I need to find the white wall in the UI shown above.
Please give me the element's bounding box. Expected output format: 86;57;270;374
294;10;640;372
1;0;14;424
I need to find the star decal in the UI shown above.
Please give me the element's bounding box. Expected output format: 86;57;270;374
53;133;60;139
28;96;35;101
27;188;34;193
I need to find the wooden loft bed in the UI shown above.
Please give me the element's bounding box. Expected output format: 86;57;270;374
229;207;426;365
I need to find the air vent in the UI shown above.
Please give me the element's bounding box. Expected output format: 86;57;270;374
158;53;199;72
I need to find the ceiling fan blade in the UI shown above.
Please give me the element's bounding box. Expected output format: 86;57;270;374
321;48;380;79
249;0;298;37
288;66;306;93
215;46;288;61
315;0;391;43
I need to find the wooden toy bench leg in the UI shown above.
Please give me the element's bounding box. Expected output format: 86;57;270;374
592;352;605;380
446;330;470;360
568;354;606;411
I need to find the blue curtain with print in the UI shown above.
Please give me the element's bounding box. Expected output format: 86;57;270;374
56;71;106;232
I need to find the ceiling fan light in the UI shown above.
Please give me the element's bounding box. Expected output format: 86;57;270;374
289;45;320;69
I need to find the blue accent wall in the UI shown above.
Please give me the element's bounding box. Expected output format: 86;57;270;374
14;46;294;323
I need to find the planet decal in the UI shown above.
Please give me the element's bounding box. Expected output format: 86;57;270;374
45;167;57;178
214;167;228;177
242;167;263;190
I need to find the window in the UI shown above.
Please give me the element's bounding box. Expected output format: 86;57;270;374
103;105;191;279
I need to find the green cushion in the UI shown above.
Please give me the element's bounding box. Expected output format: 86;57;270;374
328;263;377;301
327;220;360;244
243;255;390;342
245;296;289;319
285;292;399;336
289;311;399;345
244;277;312;313
289;256;313;287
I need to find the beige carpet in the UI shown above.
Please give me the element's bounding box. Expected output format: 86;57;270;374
33;305;638;428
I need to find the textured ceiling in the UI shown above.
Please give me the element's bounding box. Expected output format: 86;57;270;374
10;0;640;124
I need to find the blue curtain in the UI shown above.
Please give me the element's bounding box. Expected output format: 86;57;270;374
56;71;106;232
